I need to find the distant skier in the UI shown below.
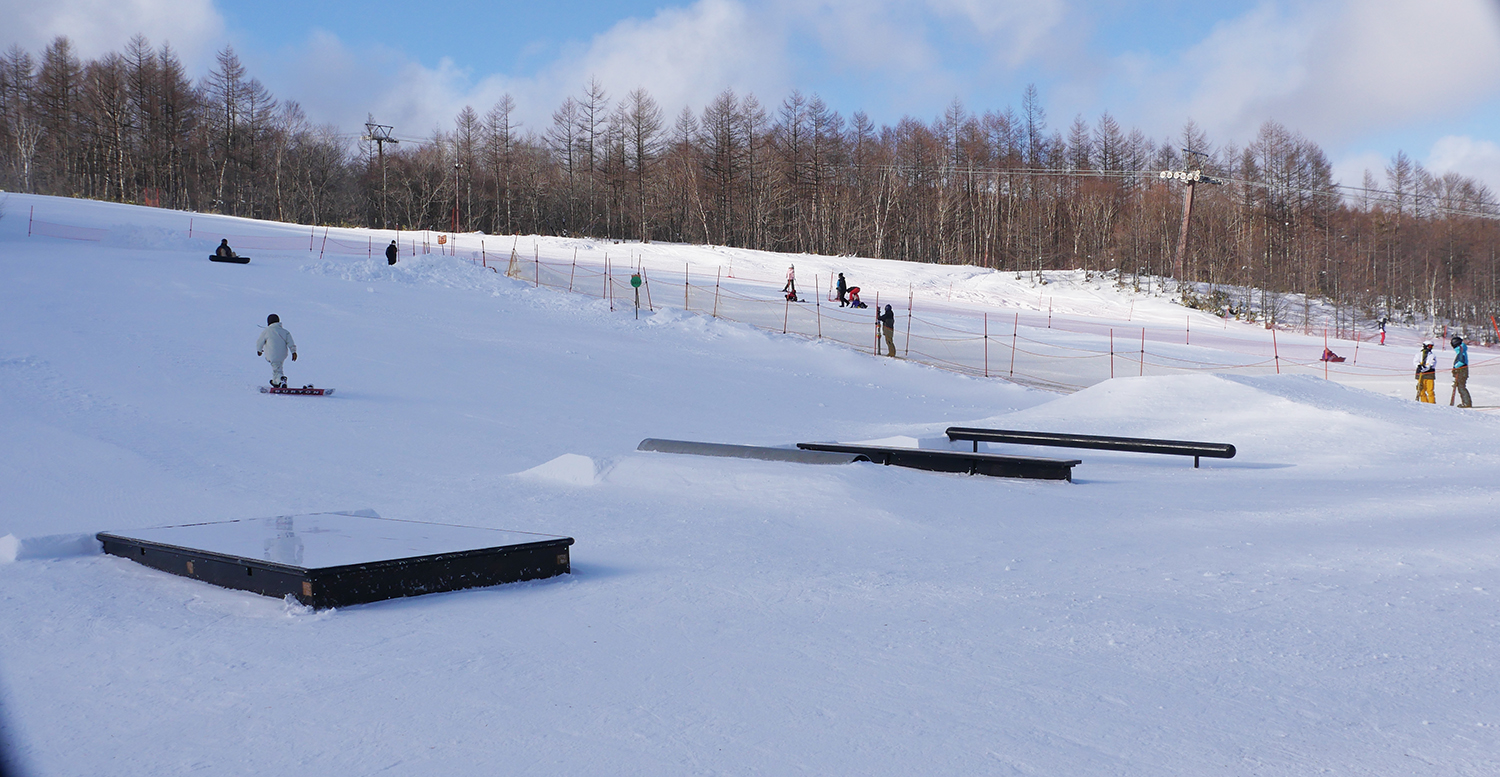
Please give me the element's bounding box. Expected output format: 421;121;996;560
879;304;897;357
782;264;796;296
256;314;297;389
215;239;238;260
1451;335;1472;408
386;240;398;266
1378;316;1388;346
1414;339;1437;403
836;273;848;307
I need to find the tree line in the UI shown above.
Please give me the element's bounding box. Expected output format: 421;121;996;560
3;35;1498;335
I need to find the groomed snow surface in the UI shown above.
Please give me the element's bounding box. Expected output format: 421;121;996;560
2;194;1499;775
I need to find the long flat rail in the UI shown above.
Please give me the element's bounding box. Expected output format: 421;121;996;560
638;438;868;465
796;443;1079;481
945;427;1235;468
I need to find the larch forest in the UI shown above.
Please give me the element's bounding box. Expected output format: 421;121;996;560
3;35;1498;337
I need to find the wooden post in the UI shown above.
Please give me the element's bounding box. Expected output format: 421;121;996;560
1110;328;1115;379
685;263;690;311
644;269;653;311
1324;327;1329;380
1272;326;1280;374
783;294;790;334
983;313;989;377
814;274;821;338
714;267;721;318
318;227;329;260
1140;328;1146;376
1186;315;1190;345
1009;312;1018;377
905;289;913;357
873;293;881;355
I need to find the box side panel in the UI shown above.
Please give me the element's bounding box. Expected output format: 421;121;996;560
309;543;572;608
100;537;309;600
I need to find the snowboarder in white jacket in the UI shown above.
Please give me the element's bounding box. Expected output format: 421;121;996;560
256;314;297;388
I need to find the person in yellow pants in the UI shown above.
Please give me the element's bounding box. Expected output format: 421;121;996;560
1415;339;1437;403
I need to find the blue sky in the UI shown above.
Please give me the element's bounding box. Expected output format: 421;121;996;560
6;0;1500;191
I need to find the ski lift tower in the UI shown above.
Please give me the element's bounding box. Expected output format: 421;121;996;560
363;117;400;229
1159;148;1222;295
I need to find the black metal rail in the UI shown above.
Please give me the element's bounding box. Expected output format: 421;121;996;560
797;442;1079;481
945;427;1235;468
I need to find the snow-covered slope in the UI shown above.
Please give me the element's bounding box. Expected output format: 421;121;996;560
2;195;1498;775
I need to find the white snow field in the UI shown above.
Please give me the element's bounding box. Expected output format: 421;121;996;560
2;193;1499;775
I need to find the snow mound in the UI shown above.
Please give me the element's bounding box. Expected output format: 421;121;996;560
988;373;1496;468
0;532;101;563
516;453;604;486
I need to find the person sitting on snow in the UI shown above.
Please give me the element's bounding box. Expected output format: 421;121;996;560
256;314;297;388
846;286;867;309
215;239;238;259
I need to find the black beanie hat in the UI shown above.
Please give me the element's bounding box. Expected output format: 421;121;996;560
267;314;279;325
1452;335;1463;347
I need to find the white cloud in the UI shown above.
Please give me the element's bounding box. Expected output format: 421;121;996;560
1425;135;1500;194
0;0;223;69
1116;0;1500;149
263;0;1082;139
272;0;792;139
1329;150;1388;189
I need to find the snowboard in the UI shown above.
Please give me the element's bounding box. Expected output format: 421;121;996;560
210;255;250;264
261;385;334;396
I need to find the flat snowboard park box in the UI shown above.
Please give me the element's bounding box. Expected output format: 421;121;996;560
98;510;574;608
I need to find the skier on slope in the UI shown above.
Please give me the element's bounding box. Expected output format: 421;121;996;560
1451;335;1473;408
256;314;297;389
836;273;848;307
386;240;398;266
1414;339;1437;404
782;264;796;296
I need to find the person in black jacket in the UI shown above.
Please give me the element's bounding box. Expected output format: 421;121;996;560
879;304;896;357
385;240;398;265
836;273;848;306
215;239;237;259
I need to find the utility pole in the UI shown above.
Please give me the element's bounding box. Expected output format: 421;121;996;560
363;117;399;229
1159;148;1222;294
452;162;463;234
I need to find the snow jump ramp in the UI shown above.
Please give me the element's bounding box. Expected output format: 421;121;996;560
97;510;573;609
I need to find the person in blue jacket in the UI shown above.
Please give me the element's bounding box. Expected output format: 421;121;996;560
1451;335;1472;408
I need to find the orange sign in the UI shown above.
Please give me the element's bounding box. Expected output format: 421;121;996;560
438;234;448;245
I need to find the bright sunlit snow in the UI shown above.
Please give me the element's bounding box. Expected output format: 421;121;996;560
2;194;1498;775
